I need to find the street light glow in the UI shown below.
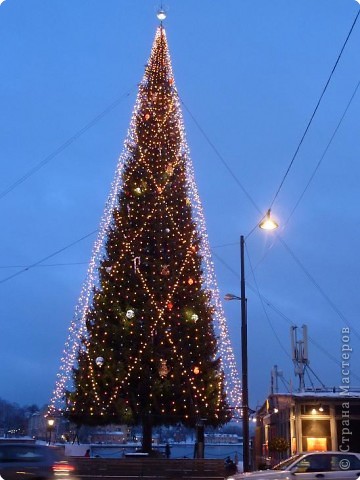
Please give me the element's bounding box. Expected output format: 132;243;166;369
259;209;279;230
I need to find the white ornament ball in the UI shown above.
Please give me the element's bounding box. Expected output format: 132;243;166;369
95;357;104;367
126;309;135;319
191;314;199;321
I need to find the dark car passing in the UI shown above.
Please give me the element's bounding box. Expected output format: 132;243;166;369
0;443;77;480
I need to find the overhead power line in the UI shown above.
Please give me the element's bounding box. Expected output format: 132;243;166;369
245;242;291;360
180;97;360;342
180;98;262;216
278;235;360;342
2;221;355;380
285;79;360;226
252;78;360;267
0;89;135;201
0;230;97;285
0;242;236;272
212;249;360;383
270;8;360;208
0;262;88;269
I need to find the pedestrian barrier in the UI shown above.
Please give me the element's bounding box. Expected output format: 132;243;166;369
73;457;226;479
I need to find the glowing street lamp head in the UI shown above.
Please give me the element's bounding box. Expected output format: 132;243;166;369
47;417;55;427
259;209;279;231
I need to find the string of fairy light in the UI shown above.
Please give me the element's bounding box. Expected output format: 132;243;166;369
172;61;242;413
48;153;130;414
49;26;241;420
48;98;135;415
71;26;222;418
80;26;224;418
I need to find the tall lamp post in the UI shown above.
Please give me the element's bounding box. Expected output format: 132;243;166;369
225;210;278;472
47;417;55;445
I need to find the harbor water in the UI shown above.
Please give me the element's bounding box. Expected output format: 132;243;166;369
90;443;243;461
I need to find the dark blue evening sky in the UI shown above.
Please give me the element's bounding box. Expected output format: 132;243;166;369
0;0;359;410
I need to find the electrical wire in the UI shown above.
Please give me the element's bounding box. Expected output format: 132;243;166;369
211;249;360;383
182;94;360;345
270;8;360;208
305;365;326;390
0;230;97;285
180;97;262;216
245;243;292;360
236;78;360;375
304;368;316;391
278;235;360;341
212;242;239;249
3;219;356;382
251;78;360;269
3;74;352;379
0;262;88;269
0;241;236;272
0;89;135;201
212;222;360;346
180;97;277;239
278;376;291;393
285;79;360;226
2;18;358;391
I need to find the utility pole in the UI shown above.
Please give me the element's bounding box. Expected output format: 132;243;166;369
240;235;250;472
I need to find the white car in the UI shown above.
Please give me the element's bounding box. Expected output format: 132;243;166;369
228;452;360;480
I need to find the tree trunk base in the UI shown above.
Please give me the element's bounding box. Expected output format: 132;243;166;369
142;416;153;454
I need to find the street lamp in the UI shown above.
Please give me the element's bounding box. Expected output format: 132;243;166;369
259;209;279;231
47;417;55;445
225;211;278;472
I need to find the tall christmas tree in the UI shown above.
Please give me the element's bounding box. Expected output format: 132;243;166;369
50;19;242;452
